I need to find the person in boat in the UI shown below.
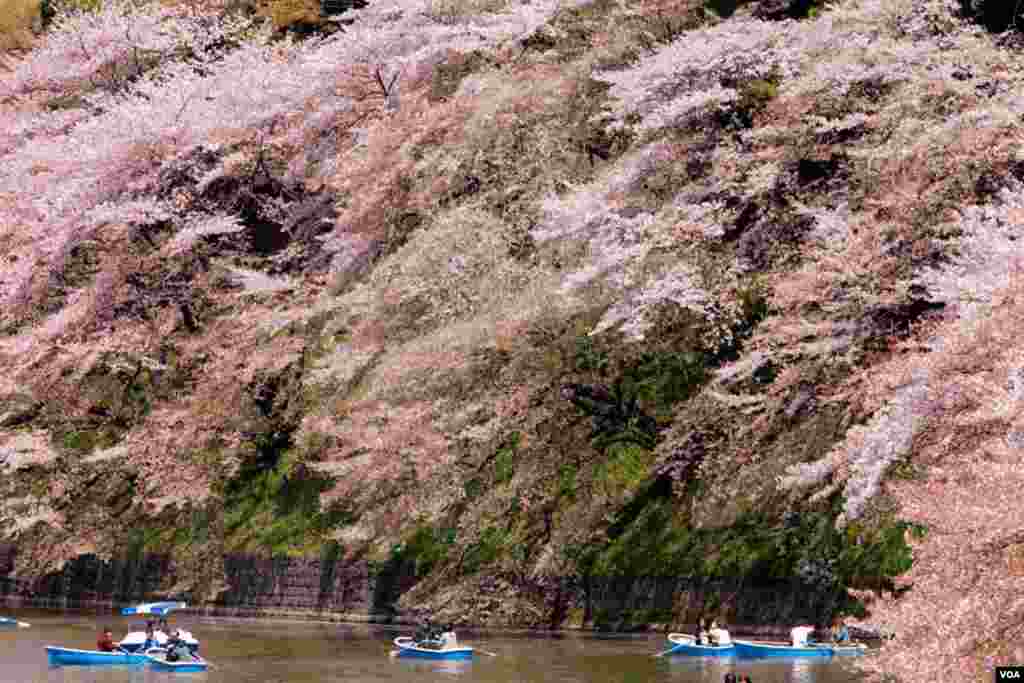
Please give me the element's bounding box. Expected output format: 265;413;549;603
414;619;434;644
709;619;731;646
696;617;709;645
791;624;815;647
164;630;192;663
741;676;753;683
97;627;116;652
830;617;850;643
724;674;737;683
440;623;458;650
414;619;444;649
143;621;157;650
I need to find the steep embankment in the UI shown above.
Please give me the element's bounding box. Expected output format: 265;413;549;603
3;0;1024;679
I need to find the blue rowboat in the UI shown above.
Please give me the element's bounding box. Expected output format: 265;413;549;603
734;639;864;658
45;646;153;667
394;637;474;660
146;652;210;673
664;633;736;656
0;617;29;628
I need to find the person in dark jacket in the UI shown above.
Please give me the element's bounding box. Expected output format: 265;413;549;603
165;630;183;661
696;617;708;645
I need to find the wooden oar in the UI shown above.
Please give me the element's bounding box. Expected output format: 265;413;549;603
653;646;678;658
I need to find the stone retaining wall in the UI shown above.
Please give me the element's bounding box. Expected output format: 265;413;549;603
0;544;852;638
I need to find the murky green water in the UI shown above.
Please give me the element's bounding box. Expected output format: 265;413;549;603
1;609;870;683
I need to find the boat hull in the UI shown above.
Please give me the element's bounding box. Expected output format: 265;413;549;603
394;637;473;660
734;640;843;658
0;617;29;628
665;634;736;657
147;654;209;672
45;646;151;667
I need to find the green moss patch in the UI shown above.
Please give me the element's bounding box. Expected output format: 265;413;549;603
222;445;354;556
579;489;923;621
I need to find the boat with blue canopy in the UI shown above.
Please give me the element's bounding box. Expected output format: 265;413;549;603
45;646;154;667
393;636;474;660
118;602;199;654
146;651;210;673
734;639;867;658
662;633;736;656
0;617;29;628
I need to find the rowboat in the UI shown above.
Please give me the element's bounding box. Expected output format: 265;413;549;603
663;633;736;656
45;646;153;667
0;617;29;628
734;639;866;658
146;652;210;673
393;637;474;660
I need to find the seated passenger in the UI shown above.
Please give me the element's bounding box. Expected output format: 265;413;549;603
441;624;457;649
165;630;183;661
710;621;731;646
831;618;850;643
706;619;721;646
697;618;709;646
144;622;157;650
97;628;116;652
790;624;815;647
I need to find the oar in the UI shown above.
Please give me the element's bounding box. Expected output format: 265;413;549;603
476;648;498;657
651;643;684;659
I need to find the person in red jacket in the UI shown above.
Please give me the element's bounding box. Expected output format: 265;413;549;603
97;628;116;652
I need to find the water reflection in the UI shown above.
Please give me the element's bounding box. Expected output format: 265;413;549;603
665;655;737;682
393;658;474;677
790;657;814;683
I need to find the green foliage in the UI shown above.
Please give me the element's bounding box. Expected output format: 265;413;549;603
888;458;924;481
573;335;609;373
558;463;579;501
462;525;508;574
494;433;519;484
570;350;709;453
626;350;707;415
463;477;484;500
58;426;121;454
581;488;921;619
393;524;458;578
125;527;147;566
594;442;656;497
222;448;353;556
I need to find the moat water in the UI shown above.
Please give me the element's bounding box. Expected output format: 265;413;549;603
1;608;870;683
